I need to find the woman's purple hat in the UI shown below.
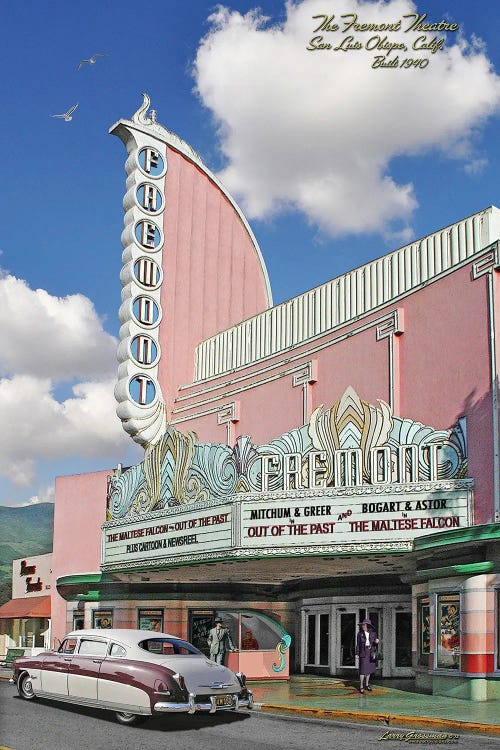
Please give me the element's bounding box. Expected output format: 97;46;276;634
360;618;373;626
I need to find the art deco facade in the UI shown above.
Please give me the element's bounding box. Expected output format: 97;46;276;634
52;98;500;699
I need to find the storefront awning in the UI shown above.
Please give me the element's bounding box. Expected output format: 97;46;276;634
0;595;51;619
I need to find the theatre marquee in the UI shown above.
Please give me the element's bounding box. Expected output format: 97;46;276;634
101;388;471;571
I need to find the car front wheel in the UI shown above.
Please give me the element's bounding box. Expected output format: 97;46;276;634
115;711;145;726
18;672;36;700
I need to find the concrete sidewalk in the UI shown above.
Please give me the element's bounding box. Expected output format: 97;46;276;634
247;676;500;737
2;668;499;737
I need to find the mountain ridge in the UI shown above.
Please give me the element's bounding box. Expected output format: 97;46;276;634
0;503;54;605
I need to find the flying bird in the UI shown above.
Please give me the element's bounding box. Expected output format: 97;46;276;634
51;103;78;122
78;53;106;69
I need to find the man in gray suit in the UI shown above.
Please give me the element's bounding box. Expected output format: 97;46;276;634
207;617;236;664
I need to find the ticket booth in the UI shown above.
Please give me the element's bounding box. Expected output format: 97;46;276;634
189;609;291;679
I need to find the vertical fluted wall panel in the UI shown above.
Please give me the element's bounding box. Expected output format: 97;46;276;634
194;208;498;381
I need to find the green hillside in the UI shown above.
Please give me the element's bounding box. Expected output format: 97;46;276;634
0;503;54;605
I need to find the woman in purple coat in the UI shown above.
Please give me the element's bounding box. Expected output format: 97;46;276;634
355;618;379;693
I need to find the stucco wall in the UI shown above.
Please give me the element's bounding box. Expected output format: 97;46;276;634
172;258;496;522
51;470;109;642
158;147;271;417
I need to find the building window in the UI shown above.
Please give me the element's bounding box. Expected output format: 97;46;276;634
138;608;164;633
92;609;113;629
418;597;431;667
239;613;279;651
436;594;460;670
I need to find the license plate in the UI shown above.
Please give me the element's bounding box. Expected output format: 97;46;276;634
215;694;233;707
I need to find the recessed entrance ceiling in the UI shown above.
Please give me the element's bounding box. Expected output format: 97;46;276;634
111;552;413;586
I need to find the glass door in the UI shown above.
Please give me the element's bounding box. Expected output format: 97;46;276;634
336;608;383;673
395;611;412;667
305;610;330;669
338;611;357;669
391;609;413;674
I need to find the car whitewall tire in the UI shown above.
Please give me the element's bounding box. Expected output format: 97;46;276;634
18;672;36;700
115;711;145;726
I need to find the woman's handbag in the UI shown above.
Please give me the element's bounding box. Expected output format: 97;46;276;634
370;645;382;663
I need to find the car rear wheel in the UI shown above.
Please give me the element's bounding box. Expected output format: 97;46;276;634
18;672;36;700
115;711;145;726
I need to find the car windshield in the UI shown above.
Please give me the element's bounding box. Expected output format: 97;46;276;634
138;638;201;656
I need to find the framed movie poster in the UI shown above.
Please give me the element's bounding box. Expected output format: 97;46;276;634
418;596;431;666
138;608;164;632
73;613;84;631
92;609;113;629
436;594;460;669
189;610;215;657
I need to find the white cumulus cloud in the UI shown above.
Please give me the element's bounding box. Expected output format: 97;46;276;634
193;0;500;237
0;273;117;379
26;485;55;506
0;375;131;487
0;274;134;490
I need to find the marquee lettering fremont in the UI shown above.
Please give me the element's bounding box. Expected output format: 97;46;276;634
101;388;471;570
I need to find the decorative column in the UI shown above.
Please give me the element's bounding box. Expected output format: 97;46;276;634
376;309;404;414
472;243;500;522
292;360;318;425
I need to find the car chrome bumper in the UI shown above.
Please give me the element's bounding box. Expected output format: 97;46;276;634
154;690;253;714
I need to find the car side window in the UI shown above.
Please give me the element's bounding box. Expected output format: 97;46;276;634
109;643;127;657
78;639;108;657
174;645;194;655
138;638;201;655
59;638;77;654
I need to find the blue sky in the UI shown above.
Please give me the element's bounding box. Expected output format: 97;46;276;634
0;0;498;507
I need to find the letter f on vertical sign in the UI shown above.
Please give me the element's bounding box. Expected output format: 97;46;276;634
144;148;160;173
261;455;281;491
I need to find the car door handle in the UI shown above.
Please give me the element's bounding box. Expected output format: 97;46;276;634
63;657;72;661
92;659;103;663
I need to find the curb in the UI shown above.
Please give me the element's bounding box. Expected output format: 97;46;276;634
254;703;500;737
2;677;499;737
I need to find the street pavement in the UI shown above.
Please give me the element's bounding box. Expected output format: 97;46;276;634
2;680;500;750
248;676;500;737
2;669;500;739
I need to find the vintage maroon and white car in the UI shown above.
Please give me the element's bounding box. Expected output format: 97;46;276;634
10;629;253;725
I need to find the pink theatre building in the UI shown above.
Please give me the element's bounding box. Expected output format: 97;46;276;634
52;97;500;701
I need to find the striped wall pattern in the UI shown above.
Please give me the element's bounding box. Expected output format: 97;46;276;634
194;207;500;382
